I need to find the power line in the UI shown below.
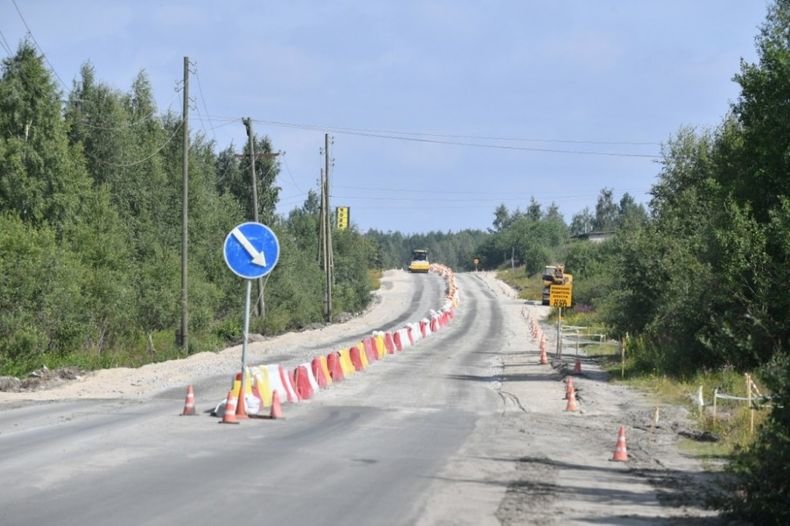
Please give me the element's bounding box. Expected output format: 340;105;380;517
192;63;217;144
187;110;240;133
331;193;617;204
260;119;662;147
282;153;306;194
10;0;67;89
277;193;311;207
73;88;183;131
324;129;661;159
94;122;182;168
0;28;12;55
194;114;663;158
243;116;660;159
332;183;648;199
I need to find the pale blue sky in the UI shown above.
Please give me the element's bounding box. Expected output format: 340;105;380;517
0;1;770;233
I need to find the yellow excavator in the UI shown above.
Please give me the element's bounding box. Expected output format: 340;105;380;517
408;249;430;273
541;264;572;305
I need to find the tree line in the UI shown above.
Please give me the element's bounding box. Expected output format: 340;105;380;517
0;42;376;377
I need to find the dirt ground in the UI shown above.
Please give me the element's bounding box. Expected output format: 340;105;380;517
0;269;420;402
0;270;730;524
416;273;729;526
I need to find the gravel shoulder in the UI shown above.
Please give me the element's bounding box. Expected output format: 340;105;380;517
0;269;424;404
416;272;724;525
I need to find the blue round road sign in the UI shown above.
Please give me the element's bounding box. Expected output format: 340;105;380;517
223;222;280;280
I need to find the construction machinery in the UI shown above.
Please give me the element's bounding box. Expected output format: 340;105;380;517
408;249;430;273
541;264;572;305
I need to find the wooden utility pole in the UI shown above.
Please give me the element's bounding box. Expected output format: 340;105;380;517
320;133;334;322
242;117;265;317
180;56;189;352
319;167;325;265
326;133;333;322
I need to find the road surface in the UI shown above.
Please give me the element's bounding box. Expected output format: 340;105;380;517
0;270;719;525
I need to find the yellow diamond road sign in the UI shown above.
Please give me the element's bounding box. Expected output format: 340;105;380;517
549;284;573;308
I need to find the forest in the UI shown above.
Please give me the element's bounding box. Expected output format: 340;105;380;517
0;42;378;376
1;1;788;520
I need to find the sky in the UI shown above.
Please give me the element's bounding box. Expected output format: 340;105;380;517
0;1;771;234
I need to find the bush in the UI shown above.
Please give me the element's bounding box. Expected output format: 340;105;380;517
720;353;790;525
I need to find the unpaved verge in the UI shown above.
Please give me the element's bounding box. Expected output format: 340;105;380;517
417;272;726;525
0;269;423;403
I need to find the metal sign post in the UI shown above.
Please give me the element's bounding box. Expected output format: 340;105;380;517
223;222;280;417
241;279;252;397
549;284;572;359
556;307;562;358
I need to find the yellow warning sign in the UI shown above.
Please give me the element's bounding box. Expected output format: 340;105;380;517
549;284;573;308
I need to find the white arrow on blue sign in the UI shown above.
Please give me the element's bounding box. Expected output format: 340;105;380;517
223;222;280;280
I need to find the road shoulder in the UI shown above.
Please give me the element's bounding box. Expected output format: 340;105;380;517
417;272;722;525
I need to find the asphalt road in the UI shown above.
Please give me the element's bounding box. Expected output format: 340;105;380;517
0;272;504;526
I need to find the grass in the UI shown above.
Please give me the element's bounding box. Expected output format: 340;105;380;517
496;266;544;301
493;266;765;462
600;354;767;459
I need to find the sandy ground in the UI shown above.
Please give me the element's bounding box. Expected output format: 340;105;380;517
416;273;725;525
0;269;419;403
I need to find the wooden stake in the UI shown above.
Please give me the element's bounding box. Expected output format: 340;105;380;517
747;373;754;435
620;338;625;379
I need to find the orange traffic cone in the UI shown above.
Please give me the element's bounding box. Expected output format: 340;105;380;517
565;388;578;412
234;373;250;420
270;390;284;419
235;391;249;420
181;385;196;416
219;390;240;424
612;426;628;461
574;358;582;374
565;377;574;399
539;348;548;365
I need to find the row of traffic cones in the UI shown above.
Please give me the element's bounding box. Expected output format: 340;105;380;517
528;308;623;461
526;309;584;374
561;377;628;461
539;336;548;365
219;389;284;424
180;384;285;424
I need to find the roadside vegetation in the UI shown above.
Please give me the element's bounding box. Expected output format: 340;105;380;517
0;43;378;378
493;3;790;521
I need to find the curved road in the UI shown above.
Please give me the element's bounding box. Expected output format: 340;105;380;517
0;272;505;526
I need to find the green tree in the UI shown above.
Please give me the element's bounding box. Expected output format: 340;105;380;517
0;41;90;229
727;0;790;222
569;207;594;236
526;197;542;222
219;135;281;223
617;193;648;230
593;188;618;231
492;203;512;232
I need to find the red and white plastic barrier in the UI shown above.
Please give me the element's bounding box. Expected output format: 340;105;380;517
212;264;462;418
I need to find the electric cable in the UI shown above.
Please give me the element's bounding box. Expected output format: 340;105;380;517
11;0;67;89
